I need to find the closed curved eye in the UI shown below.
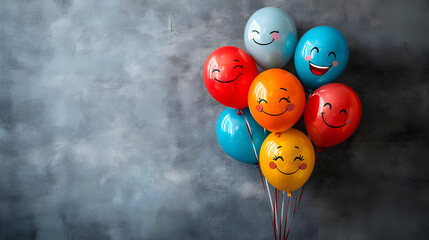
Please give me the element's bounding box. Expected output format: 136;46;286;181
324;102;332;109
211;69;220;73
328;52;336;58
294;155;304;161
233;65;244;70
311;47;319;53
252;30;260;34
273;155;284;161
258;98;267;104
279;97;291;103
270;30;279;34
340;109;347;115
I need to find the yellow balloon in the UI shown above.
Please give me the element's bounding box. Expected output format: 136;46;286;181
259;128;315;192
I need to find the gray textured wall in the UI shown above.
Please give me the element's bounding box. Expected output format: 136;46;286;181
1;0;428;239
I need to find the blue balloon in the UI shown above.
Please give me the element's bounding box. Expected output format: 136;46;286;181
294;26;349;90
216;108;269;165
244;7;297;70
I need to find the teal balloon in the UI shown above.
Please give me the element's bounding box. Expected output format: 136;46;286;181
216;108;269;164
294;26;349;89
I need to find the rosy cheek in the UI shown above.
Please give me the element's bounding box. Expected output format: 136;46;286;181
271;32;280;41
332;60;339;67
286;104;295;111
269;161;277;169
299;163;307;170
250;32;258;40
304;55;312;61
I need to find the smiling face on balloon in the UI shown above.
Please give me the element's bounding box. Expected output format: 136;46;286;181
203;46;259;109
209;58;244;84
304;83;362;148
306;47;339;76
260;129;315;192
294;26;349;90
320;102;350;129
248;69;305;133
244;7;297;69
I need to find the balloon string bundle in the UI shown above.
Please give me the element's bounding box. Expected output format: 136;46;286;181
242;109;306;239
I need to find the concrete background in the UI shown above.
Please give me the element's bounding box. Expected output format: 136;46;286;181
1;0;428;239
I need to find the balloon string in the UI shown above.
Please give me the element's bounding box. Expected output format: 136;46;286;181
282;194;291;240
285;184;306;240
264;177;276;235
241;110;276;235
298;183;306;208
241;110;257;153
292;189;298;217
274;188;278;240
279;191;285;240
280;191;288;240
285;194;297;240
241;109;263;187
264;177;276;234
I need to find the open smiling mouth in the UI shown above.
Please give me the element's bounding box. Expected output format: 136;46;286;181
321;113;347;128
253;38;275;46
276;167;300;175
309;62;331;76
214;73;242;83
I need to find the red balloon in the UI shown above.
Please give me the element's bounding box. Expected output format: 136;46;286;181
203;46;259;109
304;83;362;148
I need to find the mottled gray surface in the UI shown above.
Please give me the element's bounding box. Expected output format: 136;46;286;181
1;0;428;239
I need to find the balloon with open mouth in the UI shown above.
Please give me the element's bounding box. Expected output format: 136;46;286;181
248;69;305;133
203;46;259;109
304;83;362;148
244;7;297;69
294;26;349;90
260;128;315;192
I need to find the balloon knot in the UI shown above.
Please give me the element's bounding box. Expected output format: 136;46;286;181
237;110;243;115
275;132;281;137
317;147;323;152
287;191;292;197
308;89;314;93
254;164;258;168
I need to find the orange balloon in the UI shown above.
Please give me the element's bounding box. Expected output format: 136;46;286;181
248;69;305;133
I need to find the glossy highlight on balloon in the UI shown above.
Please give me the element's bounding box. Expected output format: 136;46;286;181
304;83;362;148
259;128;315;192
216;108;269;164
204;46;259;109
244;7;297;69
294;26;349;90
248;69;305;133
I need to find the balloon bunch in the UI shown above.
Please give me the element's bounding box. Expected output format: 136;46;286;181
203;7;362;240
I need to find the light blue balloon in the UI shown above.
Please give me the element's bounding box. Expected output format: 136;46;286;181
244;7;297;70
216;108;269;165
294;26;349;90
